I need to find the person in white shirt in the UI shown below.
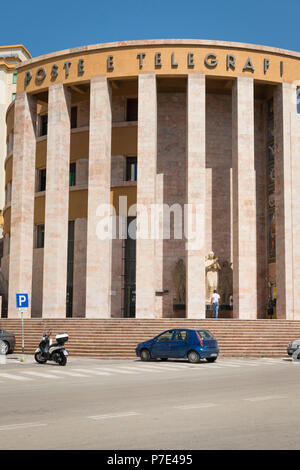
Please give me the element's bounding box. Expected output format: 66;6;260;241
211;290;220;318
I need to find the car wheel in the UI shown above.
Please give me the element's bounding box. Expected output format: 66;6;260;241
160;358;168;361
187;350;200;363
0;340;6;355
292;350;300;361
140;349;151;361
0;340;9;355
206;357;217;363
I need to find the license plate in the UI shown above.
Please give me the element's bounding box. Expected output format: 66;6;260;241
210;353;217;357
63;350;69;356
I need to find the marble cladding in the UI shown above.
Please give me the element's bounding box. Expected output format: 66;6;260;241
42;84;71;318
3;77;299;319
85;77;112;318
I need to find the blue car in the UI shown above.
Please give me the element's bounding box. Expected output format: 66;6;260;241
136;329;219;363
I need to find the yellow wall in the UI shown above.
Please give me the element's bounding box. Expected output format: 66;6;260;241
3;186;137;235
5;157;12;187
3;206;10;234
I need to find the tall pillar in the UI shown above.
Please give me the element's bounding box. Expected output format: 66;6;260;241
186;74;206;318
274;83;299;319
42;84;71;318
232;77;257;319
8;92;37;318
135;74;157;318
85;77;112;318
291;111;300;319
73;218;87;317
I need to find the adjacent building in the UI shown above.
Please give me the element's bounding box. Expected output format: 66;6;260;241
0;45;31;228
1;40;300;320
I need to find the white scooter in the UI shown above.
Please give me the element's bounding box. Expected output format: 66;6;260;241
34;329;69;366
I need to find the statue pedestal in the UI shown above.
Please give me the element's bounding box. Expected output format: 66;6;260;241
205;305;233;319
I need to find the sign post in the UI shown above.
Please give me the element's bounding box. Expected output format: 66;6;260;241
16;294;29;362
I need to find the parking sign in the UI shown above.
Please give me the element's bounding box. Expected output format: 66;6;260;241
16;293;29;309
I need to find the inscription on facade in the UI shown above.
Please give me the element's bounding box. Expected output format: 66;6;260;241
24;51;284;87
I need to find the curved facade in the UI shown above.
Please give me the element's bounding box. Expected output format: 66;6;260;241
2;39;300;320
0;45;31;234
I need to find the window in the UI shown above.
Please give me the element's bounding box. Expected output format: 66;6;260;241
71;107;77;129
12;72;17;84
39;114;48;136
126;157;137;181
197;330;214;340
297;89;300;114
174;330;189;341
69;163;76;186
36;225;45;249
11;93;16;102
37;169;46;192
126;98;138;121
66;220;75;317
156;330;175;342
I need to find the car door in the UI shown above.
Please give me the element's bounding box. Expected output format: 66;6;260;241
168;330;190;358
150;330;175;358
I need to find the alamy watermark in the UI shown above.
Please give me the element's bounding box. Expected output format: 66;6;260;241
95;196;205;251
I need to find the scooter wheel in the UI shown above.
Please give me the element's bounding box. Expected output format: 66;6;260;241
34;352;47;364
58;352;67;366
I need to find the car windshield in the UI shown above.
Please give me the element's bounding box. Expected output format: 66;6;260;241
197;330;214;339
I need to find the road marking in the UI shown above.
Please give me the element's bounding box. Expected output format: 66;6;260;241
130;364;169;371
221;360;259;367
45;369;90;377
0;372;33;381
197;364;222;369
0;422;47;431
134;363;220;371
95;367;139;374
88;411;140;420
175;403;218;410
259;358;284;364
74;368;112;376
21;371;61;379
136;364;189;370
213;362;240;368
243;395;287;402
119;366;163;373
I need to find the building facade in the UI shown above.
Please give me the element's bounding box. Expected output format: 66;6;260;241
0;45;31;229
1;39;300;320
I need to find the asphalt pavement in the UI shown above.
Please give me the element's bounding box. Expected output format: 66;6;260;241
0;355;299;450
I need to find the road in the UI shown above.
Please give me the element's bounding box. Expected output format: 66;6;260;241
0;355;299;450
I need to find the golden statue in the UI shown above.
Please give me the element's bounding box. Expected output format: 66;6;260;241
205;252;221;304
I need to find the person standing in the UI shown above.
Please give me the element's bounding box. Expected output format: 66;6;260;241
211;290;221;318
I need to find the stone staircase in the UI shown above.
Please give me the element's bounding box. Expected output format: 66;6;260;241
0;318;299;358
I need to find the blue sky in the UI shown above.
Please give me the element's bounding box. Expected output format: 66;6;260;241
1;0;299;58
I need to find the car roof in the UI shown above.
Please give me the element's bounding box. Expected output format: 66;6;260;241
157;328;209;334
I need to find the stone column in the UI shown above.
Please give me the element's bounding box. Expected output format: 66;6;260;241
85;77;112;318
135;74;157;318
232;77;257;319
8;93;37;318
186;74;206;318
42;84;71;318
274;83;298;319
73;218;87;317
291;111;300;319
154;173;164;317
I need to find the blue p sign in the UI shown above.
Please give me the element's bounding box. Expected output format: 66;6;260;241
16;293;29;309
